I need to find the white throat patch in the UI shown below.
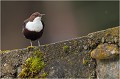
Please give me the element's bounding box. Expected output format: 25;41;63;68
25;17;43;32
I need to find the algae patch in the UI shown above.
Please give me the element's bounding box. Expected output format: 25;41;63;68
18;49;46;78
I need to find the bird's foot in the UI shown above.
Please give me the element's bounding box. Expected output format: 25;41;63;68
38;40;41;47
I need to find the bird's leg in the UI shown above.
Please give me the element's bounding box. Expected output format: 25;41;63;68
30;40;33;46
38;40;40;46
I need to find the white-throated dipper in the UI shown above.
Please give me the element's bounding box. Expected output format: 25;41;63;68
22;12;45;46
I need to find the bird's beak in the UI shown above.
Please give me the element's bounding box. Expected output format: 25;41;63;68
40;14;45;16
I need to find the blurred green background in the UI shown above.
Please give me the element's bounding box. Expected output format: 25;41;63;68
1;1;119;50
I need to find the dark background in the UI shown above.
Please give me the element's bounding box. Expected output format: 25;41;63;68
1;1;119;50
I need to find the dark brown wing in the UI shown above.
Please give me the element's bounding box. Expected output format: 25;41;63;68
23;18;29;28
22;18;29;34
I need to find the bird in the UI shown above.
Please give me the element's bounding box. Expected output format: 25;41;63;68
22;12;45;46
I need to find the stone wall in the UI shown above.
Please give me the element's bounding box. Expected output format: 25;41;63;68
0;26;119;78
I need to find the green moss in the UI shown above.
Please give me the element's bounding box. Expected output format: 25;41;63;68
83;58;89;65
27;46;36;51
27;46;36;49
82;54;91;66
0;50;10;53
27;57;45;73
63;45;69;52
40;72;48;78
18;49;47;78
45;44;49;47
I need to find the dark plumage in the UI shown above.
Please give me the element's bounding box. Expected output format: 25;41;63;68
22;12;45;46
23;21;44;41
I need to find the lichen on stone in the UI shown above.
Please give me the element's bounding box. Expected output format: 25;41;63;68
105;27;118;37
90;43;119;59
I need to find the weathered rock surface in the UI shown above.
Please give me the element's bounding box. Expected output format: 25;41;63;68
91;43;119;59
96;57;119;79
0;26;119;78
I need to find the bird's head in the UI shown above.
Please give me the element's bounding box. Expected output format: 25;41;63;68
29;12;45;22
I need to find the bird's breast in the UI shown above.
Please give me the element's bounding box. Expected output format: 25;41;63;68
25;21;43;32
